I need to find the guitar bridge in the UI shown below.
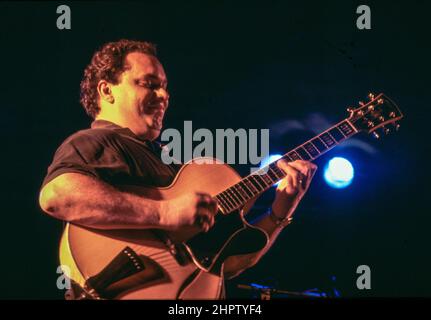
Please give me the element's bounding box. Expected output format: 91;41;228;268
84;246;145;298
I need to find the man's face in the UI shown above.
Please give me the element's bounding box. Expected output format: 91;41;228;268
109;52;169;140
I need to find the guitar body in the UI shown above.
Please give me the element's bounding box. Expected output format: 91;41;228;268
59;158;269;299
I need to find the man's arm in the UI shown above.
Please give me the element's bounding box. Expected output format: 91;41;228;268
39;172;217;231
223;160;317;279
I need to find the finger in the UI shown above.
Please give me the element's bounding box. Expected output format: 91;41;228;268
308;164;318;180
196;192;216;206
276;171;297;194
196;192;212;202
276;159;290;171
194;214;209;232
305;163;318;187
289;161;318;188
196;193;218;214
277;161;301;190
195;207;215;230
285;174;296;193
276;160;294;186
288;160;313;177
197;199;218;216
200;206;215;224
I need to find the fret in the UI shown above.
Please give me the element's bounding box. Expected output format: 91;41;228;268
295;147;311;160
216;194;228;209
221;191;236;209
218;198;230;214
329;127;345;142
233;186;246;203
226;188;241;207
214;195;226;212
337;121;355;136
288;151;302;161
233;184;249;202
267;166;280;181
218;203;228;214
230;191;244;209
326;130;337;142
276;168;285;179
239;180;254;198
251;174;267;189
283;154;294;162
271;165;285;179
259;172;273;187
259;172;273;186
244;177;260;194
310;137;327;152
248;175;264;192
217;193;232;212
303;142;320;158
224;191;238;209
319;132;336;147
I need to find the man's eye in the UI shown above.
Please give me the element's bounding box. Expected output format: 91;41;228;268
137;80;158;89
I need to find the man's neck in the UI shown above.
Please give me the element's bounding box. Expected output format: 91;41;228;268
94;116;153;141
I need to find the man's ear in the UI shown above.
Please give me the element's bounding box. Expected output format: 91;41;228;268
97;80;115;104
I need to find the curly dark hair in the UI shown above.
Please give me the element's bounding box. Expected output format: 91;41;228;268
80;39;157;118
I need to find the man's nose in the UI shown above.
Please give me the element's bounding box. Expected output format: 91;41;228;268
155;87;169;102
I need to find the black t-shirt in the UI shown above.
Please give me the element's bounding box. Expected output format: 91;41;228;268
42;120;180;188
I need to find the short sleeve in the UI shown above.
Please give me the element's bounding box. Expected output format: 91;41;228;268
41;132;131;187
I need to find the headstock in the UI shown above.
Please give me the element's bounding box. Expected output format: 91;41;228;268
347;93;403;138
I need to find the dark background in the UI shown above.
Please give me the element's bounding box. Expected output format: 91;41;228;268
0;0;430;299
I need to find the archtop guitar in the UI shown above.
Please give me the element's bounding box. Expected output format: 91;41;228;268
58;93;403;299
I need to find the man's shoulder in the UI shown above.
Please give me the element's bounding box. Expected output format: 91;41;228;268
63;127;122;145
54;127;127;155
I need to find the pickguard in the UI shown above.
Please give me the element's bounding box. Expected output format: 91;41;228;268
185;210;268;273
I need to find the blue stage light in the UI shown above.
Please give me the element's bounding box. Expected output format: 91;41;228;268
260;154;283;186
324;157;354;188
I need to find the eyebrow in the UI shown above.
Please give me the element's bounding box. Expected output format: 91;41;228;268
138;73;168;86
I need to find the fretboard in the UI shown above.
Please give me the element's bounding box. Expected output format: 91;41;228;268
215;119;358;214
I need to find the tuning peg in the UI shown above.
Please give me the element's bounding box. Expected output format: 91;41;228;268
372;131;380;139
368;93;375;100
383;126;390;135
368;104;375;111
367;120;375;128
389;111;396;118
377;98;384;105
379;116;385;122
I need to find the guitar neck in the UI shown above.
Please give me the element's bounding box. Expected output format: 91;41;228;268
215;118;359;214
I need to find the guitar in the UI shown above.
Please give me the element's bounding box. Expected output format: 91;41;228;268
59;93;403;299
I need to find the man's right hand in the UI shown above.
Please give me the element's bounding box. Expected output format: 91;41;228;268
160;192;218;232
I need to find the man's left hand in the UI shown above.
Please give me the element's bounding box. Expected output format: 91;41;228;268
271;160;318;220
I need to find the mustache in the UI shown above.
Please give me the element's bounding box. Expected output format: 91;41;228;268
141;102;167;115
145;98;167;108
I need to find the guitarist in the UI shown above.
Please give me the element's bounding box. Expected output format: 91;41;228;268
39;39;317;298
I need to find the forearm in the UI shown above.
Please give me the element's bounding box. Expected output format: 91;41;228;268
250;211;286;258
40;173;163;230
223;211;287;279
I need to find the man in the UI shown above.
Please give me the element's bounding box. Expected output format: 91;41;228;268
39;39;317;299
